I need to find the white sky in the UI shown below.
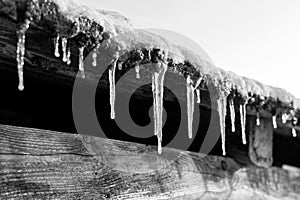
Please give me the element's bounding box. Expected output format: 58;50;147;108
80;0;300;98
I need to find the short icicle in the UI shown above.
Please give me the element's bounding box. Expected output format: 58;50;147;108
109;55;118;119
62;38;68;62
217;97;227;156
66;47;71;65
229;99;236;132
196;89;201;104
16;19;30;91
272;115;277;129
79;47;85;78
292;127;297;137
186;75;194;139
152;62;168;154
54;35;60;58
240;104;247;144
256;111;260;126
193;77;202;104
92;45;99;67
135;65;140;79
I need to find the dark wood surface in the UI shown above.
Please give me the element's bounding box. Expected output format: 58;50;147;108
0;124;299;199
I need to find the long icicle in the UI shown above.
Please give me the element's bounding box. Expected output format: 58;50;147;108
152;74;157;136
16;19;30;91
186;75;194;139
109;56;118;119
152;62;167;154
79;47;85;78
62;38;68;62
217;97;227;156
240;104;247;144
54;34;60;58
229;99;236;132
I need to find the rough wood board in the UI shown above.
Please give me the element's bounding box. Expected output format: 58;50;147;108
0;124;299;200
248;113;274;168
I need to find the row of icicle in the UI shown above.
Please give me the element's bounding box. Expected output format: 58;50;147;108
15;23;298;155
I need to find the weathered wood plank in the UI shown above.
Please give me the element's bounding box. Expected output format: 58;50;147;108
248;110;273;168
0;124;299;199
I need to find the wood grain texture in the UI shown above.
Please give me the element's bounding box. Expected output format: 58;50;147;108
0;124;299;199
248;111;273;168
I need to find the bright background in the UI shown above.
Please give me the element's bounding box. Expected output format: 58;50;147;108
79;0;300;98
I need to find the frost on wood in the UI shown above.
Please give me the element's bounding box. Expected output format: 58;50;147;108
186;75;195;139
109;57;118;120
217;97;227;156
229;99;236;132
16;19;31;91
152;62;167;154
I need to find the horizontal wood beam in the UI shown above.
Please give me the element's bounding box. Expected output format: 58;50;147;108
0;124;299;199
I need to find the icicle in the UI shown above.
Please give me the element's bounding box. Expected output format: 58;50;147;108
62;38;68;62
66;47;71;65
282;113;288;124
186;75;194;139
118;62;122;70
92;45;99;67
135;65;140;79
152;74;157;136
16;19;30;91
79;47;85;78
272;115;277;129
54;35;60;58
196;89;201;104
109;57;118;119
217;97;227;156
240;104;247;144
256;112;260;126
192;77;202;104
152;62;167;154
292;127;297;137
229;99;236;132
